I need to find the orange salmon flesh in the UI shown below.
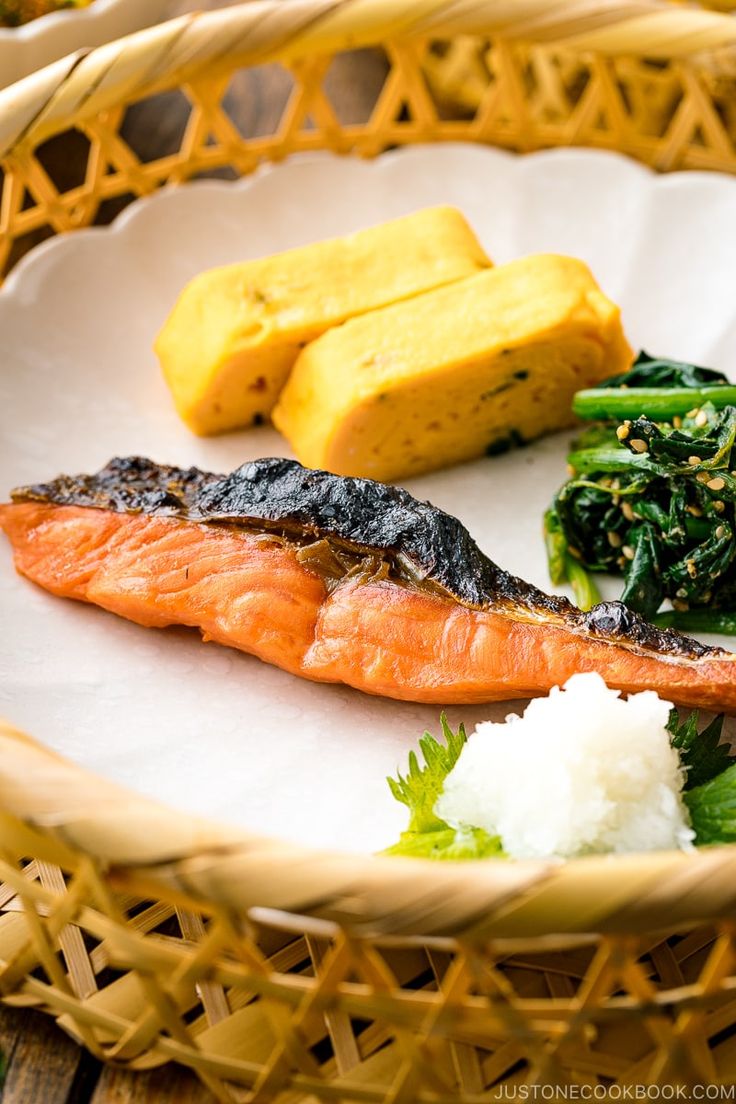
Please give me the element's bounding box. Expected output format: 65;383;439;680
2;501;736;711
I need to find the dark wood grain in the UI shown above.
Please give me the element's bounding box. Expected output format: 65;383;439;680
90;1062;216;1104
1;8;383;1099
0;1006;99;1103
0;1003;217;1103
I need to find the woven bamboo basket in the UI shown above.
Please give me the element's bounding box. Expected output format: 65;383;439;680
2;1;736;1098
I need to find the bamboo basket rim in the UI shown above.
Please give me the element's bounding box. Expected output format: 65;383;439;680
1;0;736;160
3;0;736;941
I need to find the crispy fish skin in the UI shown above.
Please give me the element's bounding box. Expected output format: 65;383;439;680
2;457;735;710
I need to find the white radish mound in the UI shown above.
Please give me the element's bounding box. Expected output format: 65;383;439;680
436;672;695;860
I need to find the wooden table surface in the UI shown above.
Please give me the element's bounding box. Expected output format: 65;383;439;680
0;5;387;1100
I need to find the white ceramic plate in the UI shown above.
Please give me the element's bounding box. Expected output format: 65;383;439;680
2;145;736;854
0;0;174;90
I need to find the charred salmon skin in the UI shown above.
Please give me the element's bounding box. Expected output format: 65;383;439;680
1;456;735;710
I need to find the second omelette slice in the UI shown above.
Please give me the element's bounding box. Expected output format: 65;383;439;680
272;254;633;481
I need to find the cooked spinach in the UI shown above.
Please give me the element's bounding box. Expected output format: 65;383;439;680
546;352;736;627
573;351;736;421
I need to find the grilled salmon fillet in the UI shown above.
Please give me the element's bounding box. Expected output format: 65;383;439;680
1;456;735;710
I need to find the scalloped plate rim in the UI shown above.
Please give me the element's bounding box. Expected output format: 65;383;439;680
5;142;736;298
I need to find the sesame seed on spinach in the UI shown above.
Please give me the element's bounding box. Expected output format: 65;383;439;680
545;351;736;631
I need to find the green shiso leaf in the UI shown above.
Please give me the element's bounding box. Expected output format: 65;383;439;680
685;763;736;845
667;708;730;790
384;714;505;860
386;713;467;835
668;707;736;848
384;826;504;860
